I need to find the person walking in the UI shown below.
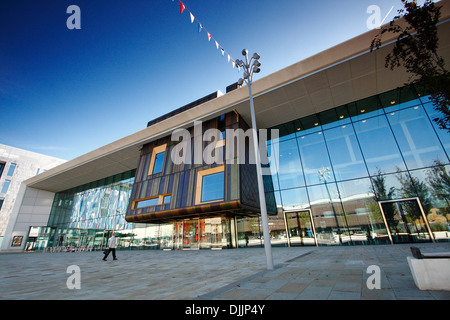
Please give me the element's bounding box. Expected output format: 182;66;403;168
102;232;118;261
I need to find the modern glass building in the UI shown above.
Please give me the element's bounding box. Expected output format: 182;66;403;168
2;6;449;252
20;84;450;251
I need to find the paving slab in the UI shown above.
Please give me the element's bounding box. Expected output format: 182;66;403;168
0;242;449;300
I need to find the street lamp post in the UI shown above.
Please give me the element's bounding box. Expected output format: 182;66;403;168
236;49;274;270
318;166;341;245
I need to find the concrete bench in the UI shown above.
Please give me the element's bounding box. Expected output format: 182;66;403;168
407;247;450;291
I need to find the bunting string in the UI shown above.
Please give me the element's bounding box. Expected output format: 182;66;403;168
177;1;240;72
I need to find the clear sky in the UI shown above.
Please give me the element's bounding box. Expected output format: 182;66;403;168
1;0;411;161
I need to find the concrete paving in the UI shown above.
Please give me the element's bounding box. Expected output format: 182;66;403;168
0;243;449;300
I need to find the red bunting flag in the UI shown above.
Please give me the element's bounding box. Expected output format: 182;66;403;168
175;1;239;72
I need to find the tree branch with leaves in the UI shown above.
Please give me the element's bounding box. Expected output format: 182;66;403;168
371;0;450;131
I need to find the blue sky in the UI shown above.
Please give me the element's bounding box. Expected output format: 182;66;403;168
1;0;410;160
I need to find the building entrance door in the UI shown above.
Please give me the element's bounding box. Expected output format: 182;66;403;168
173;221;183;250
203;217;228;249
79;231;88;248
378;198;435;244
285;210;317;246
183;219;199;250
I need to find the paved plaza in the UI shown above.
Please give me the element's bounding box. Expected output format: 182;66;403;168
0;243;449;300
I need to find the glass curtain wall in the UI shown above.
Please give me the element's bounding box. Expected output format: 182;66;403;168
268;84;450;245
46;170;136;251
44;167;236;251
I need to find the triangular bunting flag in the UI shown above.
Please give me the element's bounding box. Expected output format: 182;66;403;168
175;2;236;70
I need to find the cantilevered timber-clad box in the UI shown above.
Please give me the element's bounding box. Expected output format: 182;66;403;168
125;111;276;223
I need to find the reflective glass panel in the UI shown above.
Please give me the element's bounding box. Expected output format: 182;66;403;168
277;139;305;190
295;114;322;136
163;195;171;204
324;125;368;181
297;132;334;185
319;105;351;130
409;166;450;242
201;171;224;202
307;183;347;245
265;141;280;191
136;197;158;209
268;212;289;247
423;102;450;157
237;217;262;248
370;172;407;201
280;187;309;211
349;96;384;122
387;106;448;169
152;151;165;174
68;177;133;231
337;178;390;245
380;199;432;243
380;85;421;113
353;115;406;175
285;211;316;246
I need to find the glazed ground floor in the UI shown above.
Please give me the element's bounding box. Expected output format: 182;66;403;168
24;198;449;252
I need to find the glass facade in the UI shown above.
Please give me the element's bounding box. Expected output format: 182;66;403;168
268;84;450;245
32;84;449;251
42;170;135;251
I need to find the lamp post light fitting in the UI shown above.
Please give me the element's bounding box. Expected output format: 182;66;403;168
236;49;273;271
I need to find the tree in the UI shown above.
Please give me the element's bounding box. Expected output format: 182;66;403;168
370;0;450;131
370;169;397;230
426;160;450;216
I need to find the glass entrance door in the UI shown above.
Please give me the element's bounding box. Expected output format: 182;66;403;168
173;221;183;250
379;198;434;244
79;231;88;248
183;219;199;249
204;217;228;249
285;210;317;246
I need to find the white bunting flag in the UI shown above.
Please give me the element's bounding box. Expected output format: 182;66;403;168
176;1;238;71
